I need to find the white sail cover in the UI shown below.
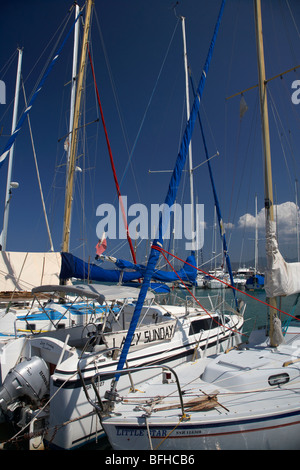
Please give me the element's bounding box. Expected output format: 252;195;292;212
0;251;61;292
265;220;300;297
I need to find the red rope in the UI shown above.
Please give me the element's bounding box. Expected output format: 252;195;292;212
157;246;247;337
152;245;300;323
87;45;137;265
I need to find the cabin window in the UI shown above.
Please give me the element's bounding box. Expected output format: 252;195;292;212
189;316;223;335
268;373;290;386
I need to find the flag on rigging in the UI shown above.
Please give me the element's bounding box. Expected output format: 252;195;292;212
239;95;248;119
95;233;107;259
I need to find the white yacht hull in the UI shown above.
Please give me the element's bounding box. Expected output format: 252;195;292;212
101;328;300;451
45;313;243;449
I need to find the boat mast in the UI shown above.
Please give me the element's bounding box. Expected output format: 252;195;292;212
62;0;93;254
181;15;196;297
181;16;195;255
254;0;278;346
65;2;80;180
1;48;23;251
295;179;299;262
254;193;258;277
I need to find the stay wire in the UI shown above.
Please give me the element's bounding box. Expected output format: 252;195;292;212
152;244;300;323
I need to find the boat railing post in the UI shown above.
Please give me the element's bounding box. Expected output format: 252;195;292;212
88;365;187;419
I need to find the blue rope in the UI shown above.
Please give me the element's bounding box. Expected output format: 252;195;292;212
113;0;227;384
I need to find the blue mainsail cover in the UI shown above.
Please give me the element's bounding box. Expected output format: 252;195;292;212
115;254;196;283
246;274;265;290
60;252;140;283
60;251;197;284
112;0;226;383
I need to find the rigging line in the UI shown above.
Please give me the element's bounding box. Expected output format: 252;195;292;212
286;0;300;40
93;14;142;208
0;8;83;169
21;80;54;252
77;44;101;238
0;50;20;124
231;93;260;228
277;73;300;135
119;17;181;188
0;48;18;78
158;247;246;338
24;5;77;105
87;44;137;265
279;0;298;66
93;9;142;206
153;244;300;322
93;10;131;160
268;89;294;194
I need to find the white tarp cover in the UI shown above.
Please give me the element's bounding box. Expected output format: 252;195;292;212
265;220;300;297
0;251;61;292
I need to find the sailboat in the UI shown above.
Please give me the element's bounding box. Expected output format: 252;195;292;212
97;0;300;450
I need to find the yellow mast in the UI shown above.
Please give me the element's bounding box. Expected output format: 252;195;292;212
62;0;93;254
254;0;279;346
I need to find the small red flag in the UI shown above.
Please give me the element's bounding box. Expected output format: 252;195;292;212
95;234;107;258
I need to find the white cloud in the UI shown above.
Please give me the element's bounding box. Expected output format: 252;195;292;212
238;201;300;238
224;221;235;230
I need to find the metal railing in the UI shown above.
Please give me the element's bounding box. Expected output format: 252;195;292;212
77;362;186;419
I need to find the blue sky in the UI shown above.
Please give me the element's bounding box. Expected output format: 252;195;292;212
0;0;300;270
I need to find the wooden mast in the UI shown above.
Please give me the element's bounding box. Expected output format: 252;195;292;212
62;0;93;254
254;0;279;346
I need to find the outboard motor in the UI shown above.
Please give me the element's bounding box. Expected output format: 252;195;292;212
0;356;49;414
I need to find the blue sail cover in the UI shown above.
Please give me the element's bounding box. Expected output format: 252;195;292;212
60;252;140;283
115;254;196;283
113;0;226;382
246;274;265;290
60;251;197;284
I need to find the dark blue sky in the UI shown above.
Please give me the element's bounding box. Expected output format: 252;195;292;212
0;0;300;269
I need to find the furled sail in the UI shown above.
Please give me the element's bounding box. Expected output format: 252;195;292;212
115;254;197;283
59;251;197;284
265;219;300;297
60;252;139;283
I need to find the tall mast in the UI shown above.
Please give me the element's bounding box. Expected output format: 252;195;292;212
181;16;195;254
1;48;23;251
62;0;93;253
181;15;196;298
66;3;80;178
254;0;278;346
295;179;299;262
254;193;258;276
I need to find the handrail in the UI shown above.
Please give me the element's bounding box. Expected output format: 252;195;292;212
77;347;122;414
83;364;186;419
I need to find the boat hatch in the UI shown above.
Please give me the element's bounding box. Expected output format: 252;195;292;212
268;373;290;386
